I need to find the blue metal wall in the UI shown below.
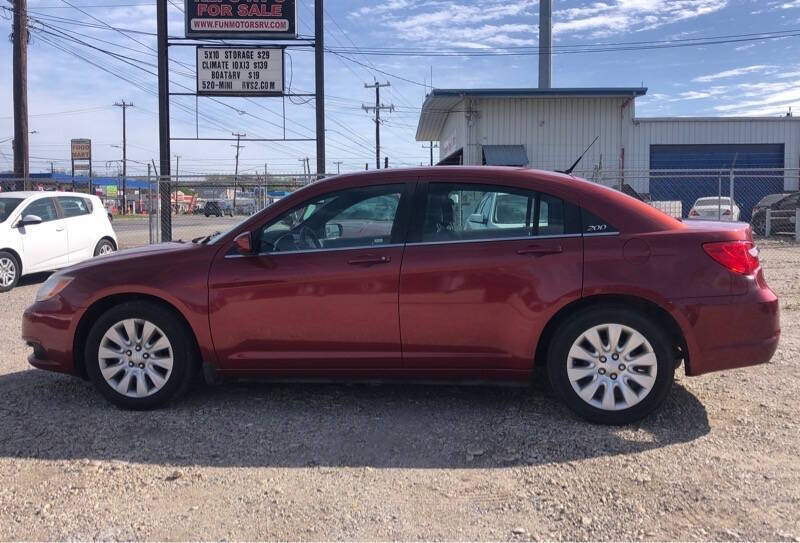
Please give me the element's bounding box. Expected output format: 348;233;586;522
649;144;785;221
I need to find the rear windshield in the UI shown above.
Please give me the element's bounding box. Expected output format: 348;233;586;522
696;197;732;206
756;194;788;207
0;198;24;223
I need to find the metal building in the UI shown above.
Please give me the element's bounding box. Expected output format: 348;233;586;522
415;87;800;195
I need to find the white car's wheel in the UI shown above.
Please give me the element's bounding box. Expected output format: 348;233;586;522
94;239;116;257
0;251;20;293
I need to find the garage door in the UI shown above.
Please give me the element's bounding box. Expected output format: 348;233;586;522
650;144;785;221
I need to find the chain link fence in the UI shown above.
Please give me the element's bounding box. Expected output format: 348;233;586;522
2;168;798;248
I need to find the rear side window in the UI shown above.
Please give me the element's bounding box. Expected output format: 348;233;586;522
420;183;580;242
582;209;618;234
21;198;59;222
58;196;91;218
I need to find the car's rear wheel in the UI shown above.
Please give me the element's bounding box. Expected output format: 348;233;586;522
0;251;20;293
547;306;675;425
94;239;116;257
85;301;195;409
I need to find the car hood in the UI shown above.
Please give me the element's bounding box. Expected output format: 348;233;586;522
61;242;205;274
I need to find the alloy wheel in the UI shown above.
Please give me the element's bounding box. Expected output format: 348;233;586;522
0;257;16;288
566;323;658;411
98;243;115;255
98;319;174;398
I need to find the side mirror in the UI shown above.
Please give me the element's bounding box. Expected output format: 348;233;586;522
468;213;487;225
325;223;344;239
233;232;254;255
17;214;43;227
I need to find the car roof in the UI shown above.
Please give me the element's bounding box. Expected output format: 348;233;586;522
0;191;96;199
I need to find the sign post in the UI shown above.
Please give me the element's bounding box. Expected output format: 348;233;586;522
70;139;91;192
185;0;297;39
196;46;284;96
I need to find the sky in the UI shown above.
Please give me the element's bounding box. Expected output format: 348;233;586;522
1;0;799;177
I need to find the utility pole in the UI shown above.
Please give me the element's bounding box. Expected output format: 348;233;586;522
12;0;29;190
156;0;171;241
232;132;245;211
173;154;180;214
305;157;311;182
314;0;326;178
424;142;439;166
334;161;343;174
362;81;394;170
114;100;133;214
264;162;269;207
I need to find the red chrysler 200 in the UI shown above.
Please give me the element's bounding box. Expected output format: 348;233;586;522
22;167;780;424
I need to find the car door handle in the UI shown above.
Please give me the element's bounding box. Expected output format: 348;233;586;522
55;227;65;232
517;245;563;256
347;255;391;266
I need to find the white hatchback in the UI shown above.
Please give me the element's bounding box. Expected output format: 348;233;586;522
0;192;118;292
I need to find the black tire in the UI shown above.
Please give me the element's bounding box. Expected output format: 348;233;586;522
752;215;766;236
93;238;116;257
0;251;20;293
84;301;196;410
547;305;675;425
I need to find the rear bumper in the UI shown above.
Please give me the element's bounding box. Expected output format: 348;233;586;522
675;286;780;376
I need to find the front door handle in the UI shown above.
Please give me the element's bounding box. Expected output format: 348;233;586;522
347;254;391;266
55;227;65;232
517;245;563;256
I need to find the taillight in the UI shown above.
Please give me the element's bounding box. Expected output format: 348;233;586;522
722;209;731;216
702;241;760;275
689;209;699;217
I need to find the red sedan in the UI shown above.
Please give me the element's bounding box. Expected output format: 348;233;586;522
22;168;780;424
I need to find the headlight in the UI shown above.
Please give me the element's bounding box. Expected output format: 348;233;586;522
36;275;74;302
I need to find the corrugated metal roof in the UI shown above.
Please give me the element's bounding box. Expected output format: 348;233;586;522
416;87;648;141
482;145;529;167
430;87;648;98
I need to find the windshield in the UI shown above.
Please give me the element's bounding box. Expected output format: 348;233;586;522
0;198;24;223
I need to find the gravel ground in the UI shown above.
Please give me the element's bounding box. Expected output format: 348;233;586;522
0;240;798;541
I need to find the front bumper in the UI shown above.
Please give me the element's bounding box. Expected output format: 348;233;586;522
675;285;780;376
22;298;83;376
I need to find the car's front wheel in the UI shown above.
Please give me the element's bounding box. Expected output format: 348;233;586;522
85;301;195;409
547;306;675;425
0;251;20;293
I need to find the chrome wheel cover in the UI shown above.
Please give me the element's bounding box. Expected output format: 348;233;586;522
98;319;174;398
567;323;658;411
0;257;16;288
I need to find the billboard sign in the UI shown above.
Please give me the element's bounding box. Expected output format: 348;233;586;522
185;0;297;39
197;46;284;96
71;139;91;161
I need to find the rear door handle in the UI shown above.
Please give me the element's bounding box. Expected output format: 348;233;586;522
347;255;391;266
55;227;65;232
517;245;563;256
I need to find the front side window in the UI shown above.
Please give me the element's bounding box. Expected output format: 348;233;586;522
57;196;91;218
21;198;59;223
0;198;24;223
257;185;404;254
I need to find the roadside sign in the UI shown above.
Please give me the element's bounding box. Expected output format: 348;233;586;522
196;46;284;96
73;163;91;171
71;139;91;160
184;0;297;39
106;185;118;198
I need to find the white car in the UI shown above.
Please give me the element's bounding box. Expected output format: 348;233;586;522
688;197;741;221
0;192;118;292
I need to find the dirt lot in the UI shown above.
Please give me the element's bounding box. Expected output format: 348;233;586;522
0;240;798;541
